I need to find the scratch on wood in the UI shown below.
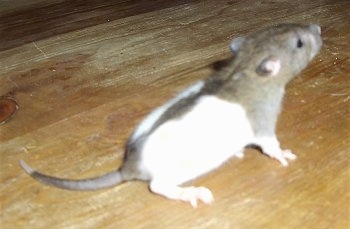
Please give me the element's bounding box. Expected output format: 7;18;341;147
6;76;19;88
32;42;49;59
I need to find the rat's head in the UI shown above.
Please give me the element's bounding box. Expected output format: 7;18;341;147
230;23;322;84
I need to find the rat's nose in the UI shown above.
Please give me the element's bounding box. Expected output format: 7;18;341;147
310;24;321;35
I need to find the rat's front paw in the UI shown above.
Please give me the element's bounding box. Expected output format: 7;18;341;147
254;136;297;167
282;149;297;160
271;149;297;166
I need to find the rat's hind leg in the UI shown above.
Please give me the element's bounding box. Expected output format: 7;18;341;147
149;180;214;208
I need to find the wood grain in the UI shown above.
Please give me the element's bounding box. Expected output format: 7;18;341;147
0;0;349;228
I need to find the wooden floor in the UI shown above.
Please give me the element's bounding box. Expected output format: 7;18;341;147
1;0;349;228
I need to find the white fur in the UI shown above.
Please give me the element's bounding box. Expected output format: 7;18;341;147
140;96;296;206
130;80;205;141
142;96;254;185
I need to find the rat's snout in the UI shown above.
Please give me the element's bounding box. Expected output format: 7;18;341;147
309;24;321;35
306;25;322;60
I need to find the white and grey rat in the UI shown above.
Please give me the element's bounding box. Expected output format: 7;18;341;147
20;23;322;207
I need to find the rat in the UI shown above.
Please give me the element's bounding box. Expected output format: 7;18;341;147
20;23;322;208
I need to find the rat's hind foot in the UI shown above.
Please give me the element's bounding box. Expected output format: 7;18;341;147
150;181;214;208
179;186;214;207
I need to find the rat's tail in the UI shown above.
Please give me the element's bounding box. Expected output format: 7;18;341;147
19;160;124;190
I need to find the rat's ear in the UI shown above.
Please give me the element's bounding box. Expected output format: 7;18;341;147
230;37;245;54
256;56;281;77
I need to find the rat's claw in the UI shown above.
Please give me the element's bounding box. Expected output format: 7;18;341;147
197;187;214;205
234;150;245;159
180;186;214;208
149;182;214;208
274;150;297;166
277;157;289;167
282;149;297;160
254;136;297;167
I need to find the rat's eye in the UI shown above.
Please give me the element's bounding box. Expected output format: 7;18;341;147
297;39;304;48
